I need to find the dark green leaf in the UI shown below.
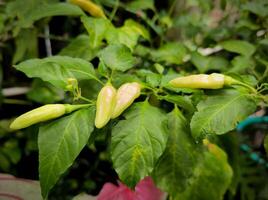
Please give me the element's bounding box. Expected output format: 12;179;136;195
161;95;195;116
27;79;64;104
111;101;168;187
264;135;268;156
99;44;136;72
229;56;254;73
7;1;83;28
38;107;95;198
220;40;256;57
174;141;233;200
242;0;268;17
190;89;257;140
153;108;198;194
13;28;38;64
15;56;96;89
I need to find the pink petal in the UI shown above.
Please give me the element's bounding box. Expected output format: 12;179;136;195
97;177;164;200
135;177;164;200
97;182;135;200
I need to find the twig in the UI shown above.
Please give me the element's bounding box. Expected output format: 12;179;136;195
44;25;52;57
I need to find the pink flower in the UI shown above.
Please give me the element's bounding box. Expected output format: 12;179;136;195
97;177;164;200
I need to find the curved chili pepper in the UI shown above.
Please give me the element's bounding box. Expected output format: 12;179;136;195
95;84;116;128
70;0;106;18
10;104;89;130
169;73;236;89
111;82;141;119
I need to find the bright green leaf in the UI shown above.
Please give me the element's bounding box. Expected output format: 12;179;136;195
38;107;95;198
111;101;168;187
99;44;136;72
190;89;257;140
124;19;150;40
106;19;149;51
126;0;155;12
15;56;96;89
150;42;187;65
191;52;228;73
59;35;97;61
81;16;112;49
220;40;256;57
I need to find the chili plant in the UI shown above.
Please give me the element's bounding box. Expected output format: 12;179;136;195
1;0;268;199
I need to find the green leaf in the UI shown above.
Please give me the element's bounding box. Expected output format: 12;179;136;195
1;139;21;164
111;101;168;187
106;19;149;51
150;42;187;65
220;40;256;57
15;56;96;89
81;16;111;49
191;52;228;73
242;0;268;17
99;44;136;72
59;35;97;61
27;79;64;104
153;108;198;195
161;95;195;117
145;73;161;87
175;141;233;200
190;89;257;140
38;107;95;198
7;1;83;28
126;0;155;12
229;56;254;73
12;28;38;64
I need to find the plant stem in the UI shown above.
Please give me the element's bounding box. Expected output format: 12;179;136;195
109;0;119;21
79;96;95;104
3;99;32;105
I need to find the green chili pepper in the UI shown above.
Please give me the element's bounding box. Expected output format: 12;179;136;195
95;84;116;128
111;82;141;119
10;104;89;130
169;73;236;89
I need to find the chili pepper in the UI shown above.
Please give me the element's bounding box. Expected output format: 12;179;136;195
10;104;89;130
95;84;116;128
111;82;141;119
169;73;236;89
70;0;106;18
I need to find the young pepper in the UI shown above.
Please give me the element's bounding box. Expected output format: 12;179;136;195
95;84;116;128
169;73;236;89
69;0;106;18
111;82;141;119
10;104;89;130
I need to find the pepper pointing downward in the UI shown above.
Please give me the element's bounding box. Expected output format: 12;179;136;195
95;84;117;128
111;82;141;119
